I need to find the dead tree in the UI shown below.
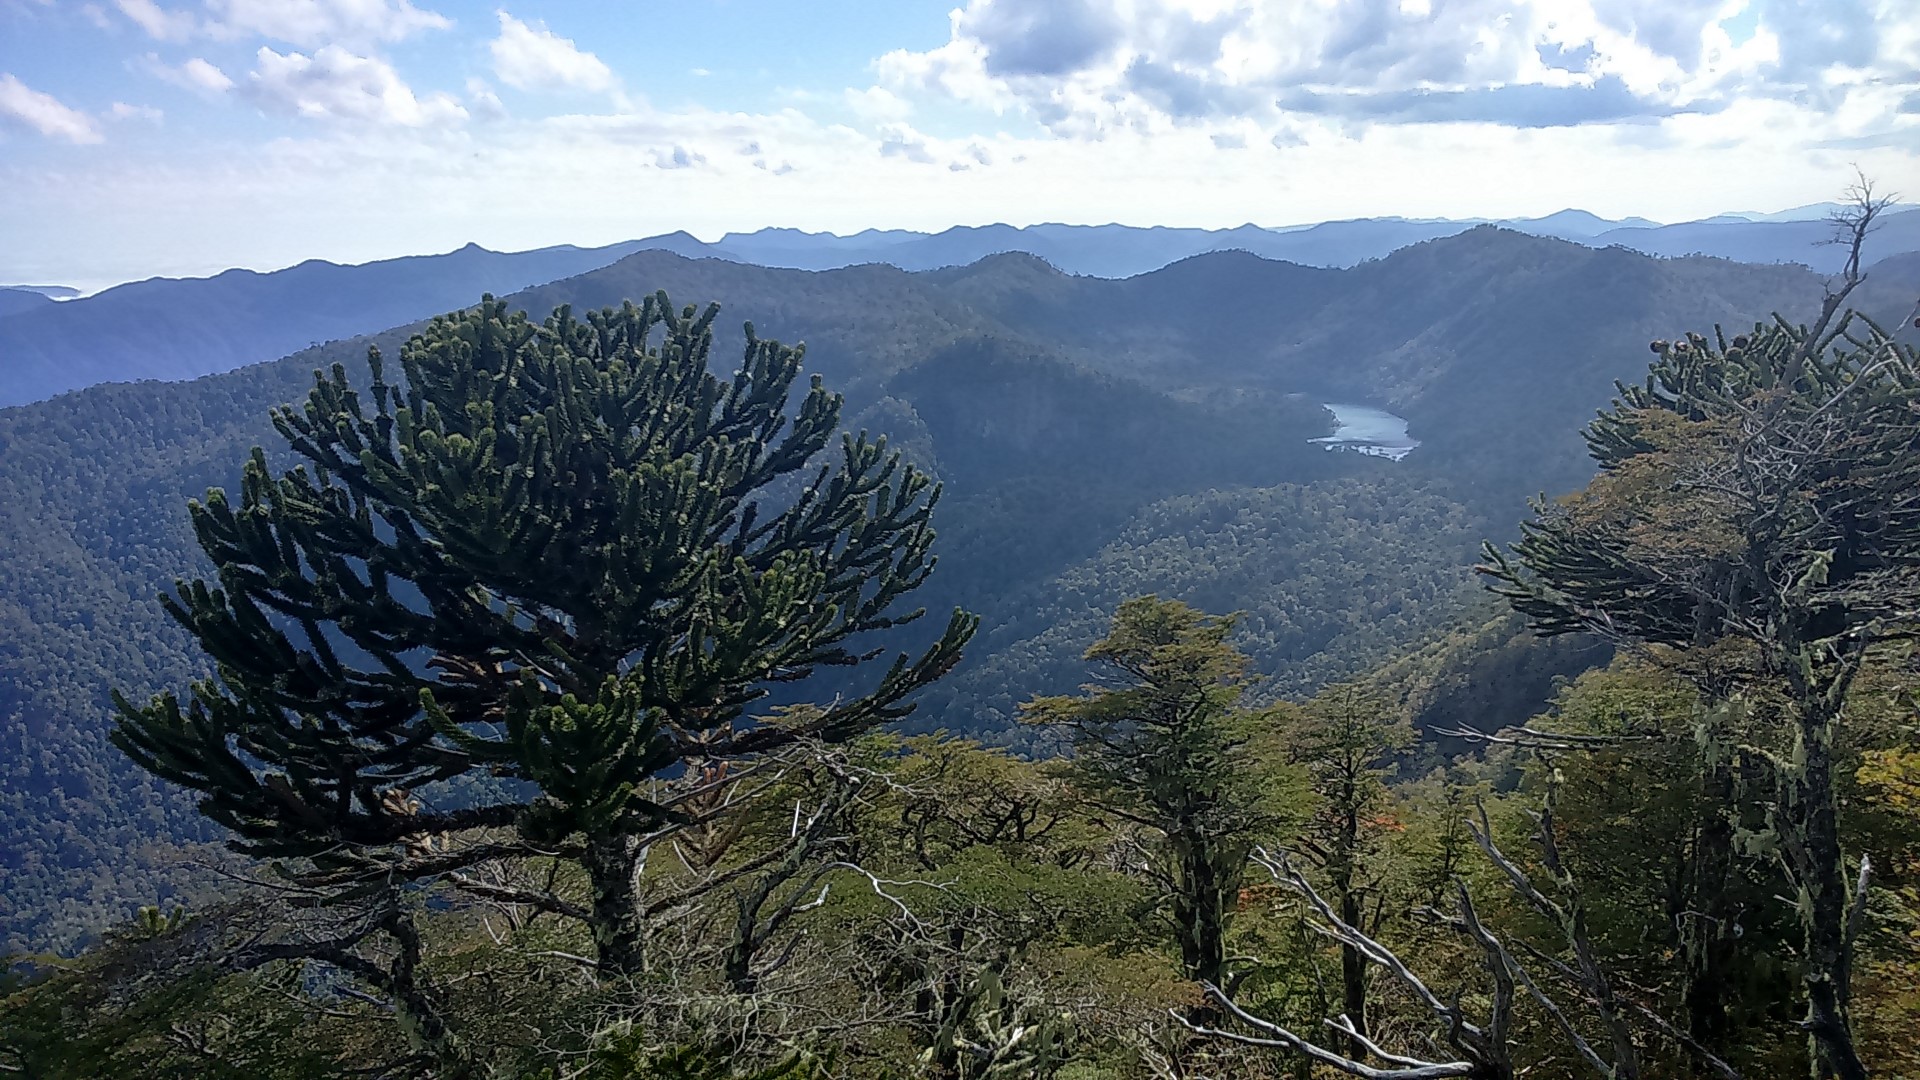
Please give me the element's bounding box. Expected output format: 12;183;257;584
718;755;864;993
1466;785;1639;1080
1183;849;1516;1080
1186;787;1746;1080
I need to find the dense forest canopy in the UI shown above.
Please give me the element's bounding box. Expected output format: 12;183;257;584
8;231;1919;954
3;203;1920;1079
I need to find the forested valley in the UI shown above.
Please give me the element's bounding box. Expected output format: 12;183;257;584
4;199;1920;1080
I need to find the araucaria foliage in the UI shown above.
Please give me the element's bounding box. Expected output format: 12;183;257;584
1482;309;1920;1080
114;293;977;979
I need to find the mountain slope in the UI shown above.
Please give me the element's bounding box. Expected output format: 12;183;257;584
913;475;1484;746
0;232;1900;950
1589;207;1920;270
0;289;55;319
1248;229;1833;502
11;209;1915;408
0;240;662;407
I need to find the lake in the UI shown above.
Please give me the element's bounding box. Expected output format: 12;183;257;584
1310;403;1419;460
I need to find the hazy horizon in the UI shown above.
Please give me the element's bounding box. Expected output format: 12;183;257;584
3;198;1895;297
4;0;1915;290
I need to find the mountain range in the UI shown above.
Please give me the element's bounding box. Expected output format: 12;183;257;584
680;205;1920;279
6;205;1915;408
0;240;656;408
5;225;1919;950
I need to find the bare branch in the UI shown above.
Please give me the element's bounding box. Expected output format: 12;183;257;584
1846;853;1873;948
1177;988;1479;1080
448;874;591;922
1441;724;1658;751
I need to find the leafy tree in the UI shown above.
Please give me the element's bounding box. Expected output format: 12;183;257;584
1283;683;1411;1057
879;735;1087;873
112;294;976;984
1536;663;1801;1073
1022;595;1283;993
1480;249;1920;1074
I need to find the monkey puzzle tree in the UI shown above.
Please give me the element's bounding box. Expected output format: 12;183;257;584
1480;289;1920;1078
115;293;976;979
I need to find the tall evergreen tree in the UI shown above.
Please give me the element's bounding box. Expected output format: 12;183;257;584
1480;307;1920;1078
1022;595;1280;994
114;293;976;978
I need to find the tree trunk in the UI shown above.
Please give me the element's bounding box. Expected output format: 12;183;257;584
1334;791;1368;1061
1174;837;1233;992
1682;759;1740;1069
722;907;759;994
1790;708;1867;1080
583;831;646;977
1340;890;1368;1061
383;909;478;1080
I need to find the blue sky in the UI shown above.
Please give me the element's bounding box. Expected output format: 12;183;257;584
2;0;1915;289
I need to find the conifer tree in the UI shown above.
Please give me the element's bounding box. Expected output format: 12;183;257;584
1480;305;1920;1078
114;293;976;978
1022;595;1280;993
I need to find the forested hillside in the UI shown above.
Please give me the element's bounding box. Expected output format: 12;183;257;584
0;240;656;407
10;209;1917;412
3;265;1915;1080
0;230;1912;956
8;0;1917;1063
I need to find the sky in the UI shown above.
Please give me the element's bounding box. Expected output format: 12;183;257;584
1;0;1916;290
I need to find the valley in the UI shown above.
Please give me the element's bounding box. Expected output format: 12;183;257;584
4;225;1913;952
8;0;1919;1070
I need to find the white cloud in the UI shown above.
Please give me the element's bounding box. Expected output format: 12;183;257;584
141;54;237;96
115;0;196;40
877;123;935;163
182;56;236;93
651;144;705;169
845;85;912;121
876;0;1919;138
207;0;450;46
466;77;507;121
109;101;166;122
490;12;615;93
245;45;466;126
0;73;104;144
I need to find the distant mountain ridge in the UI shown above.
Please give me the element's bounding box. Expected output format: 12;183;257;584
0;289;56;319
0;240;656;407
6;206;1915;409
680;206;1917;277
